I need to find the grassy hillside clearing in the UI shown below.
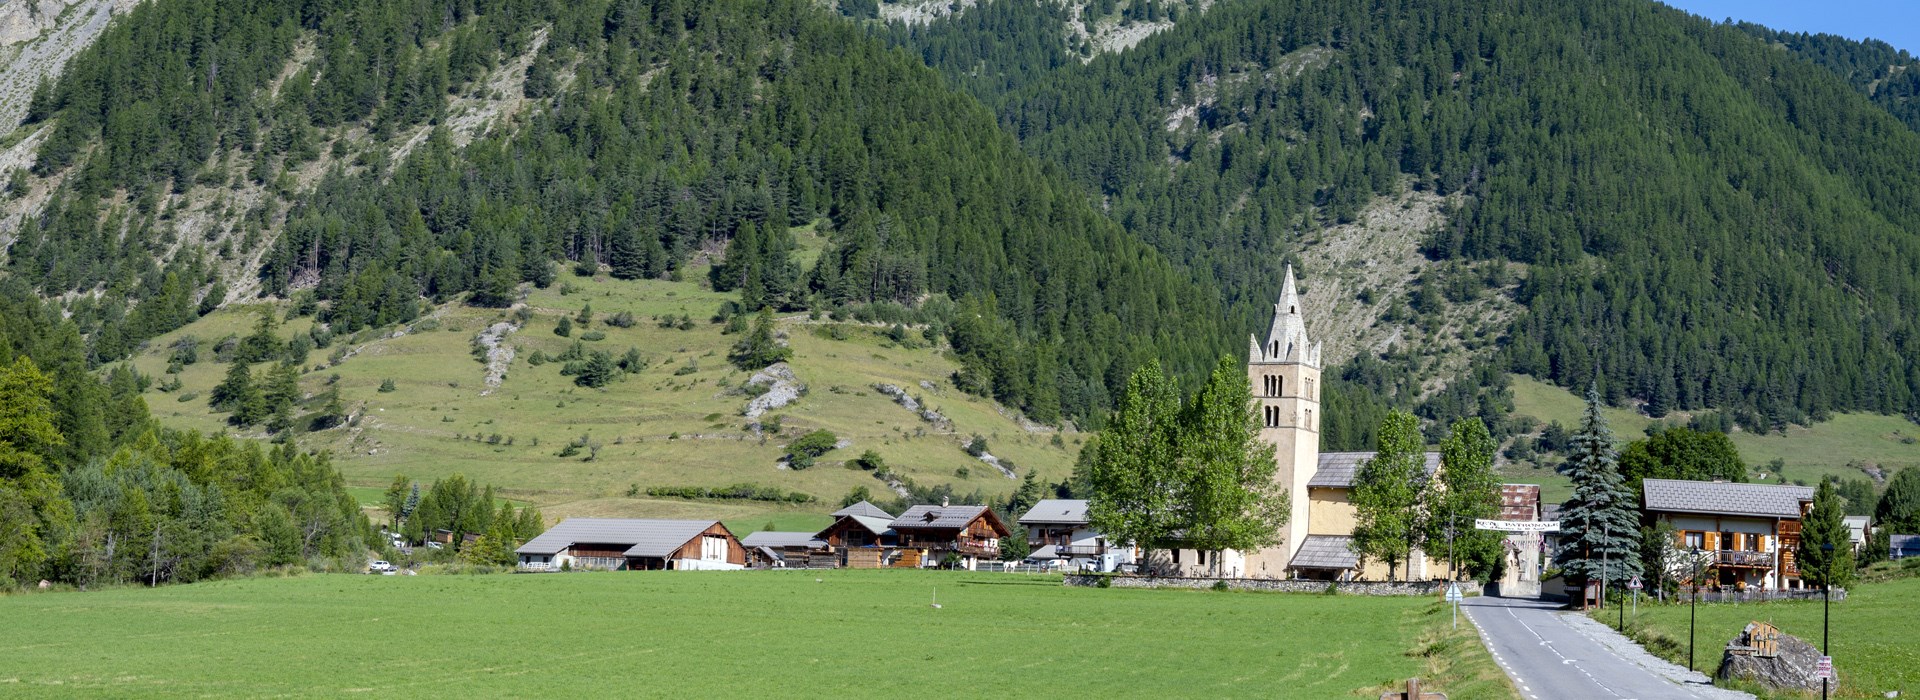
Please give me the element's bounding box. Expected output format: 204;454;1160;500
131;259;1081;524
1604;576;1920;699
1502;376;1920;502
0;570;1515;698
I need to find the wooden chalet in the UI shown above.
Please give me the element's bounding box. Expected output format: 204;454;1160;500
888;502;1010;569
1641;479;1814;589
816;501;899;568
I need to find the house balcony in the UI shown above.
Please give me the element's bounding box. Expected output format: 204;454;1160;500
1715;550;1775;569
1054;544;1108;558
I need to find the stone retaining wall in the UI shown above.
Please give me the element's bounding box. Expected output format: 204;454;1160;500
1063;574;1450;596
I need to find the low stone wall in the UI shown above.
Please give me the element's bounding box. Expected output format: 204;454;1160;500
1062;574;1451;596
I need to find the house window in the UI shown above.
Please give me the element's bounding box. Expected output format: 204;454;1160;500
1683;531;1704;549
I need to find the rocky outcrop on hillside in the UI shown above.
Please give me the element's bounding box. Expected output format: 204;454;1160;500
744;363;803;420
0;0;141;134
873;383;951;430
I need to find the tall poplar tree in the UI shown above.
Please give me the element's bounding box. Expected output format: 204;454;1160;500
1179;357;1288;574
1432;417;1503;580
1085;360;1185;573
1552;386;1642;588
1352;409;1423;581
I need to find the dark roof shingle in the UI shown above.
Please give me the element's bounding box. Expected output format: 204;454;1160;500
891;504;989;530
1641;479;1813;518
1018;499;1088;525
514;518;723;558
1308;451;1442;488
1288;535;1358;570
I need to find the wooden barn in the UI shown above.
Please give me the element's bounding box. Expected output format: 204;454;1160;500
515;519;746;571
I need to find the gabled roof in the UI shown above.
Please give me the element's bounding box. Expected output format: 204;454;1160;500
1642;479;1813;519
1018;499;1088;526
740;531;828;549
817;513;895;539
1308;452;1442;488
1892;534;1920;558
515;518;724;558
1288;535;1358;570
832;500;894;520
893;504;989;530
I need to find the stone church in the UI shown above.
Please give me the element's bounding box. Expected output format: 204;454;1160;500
1164;266;1444;581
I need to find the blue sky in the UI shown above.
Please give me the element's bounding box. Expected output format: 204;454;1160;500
1661;1;1920;55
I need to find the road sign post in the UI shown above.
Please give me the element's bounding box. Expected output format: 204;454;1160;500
1445;583;1464;629
1626;576;1642;630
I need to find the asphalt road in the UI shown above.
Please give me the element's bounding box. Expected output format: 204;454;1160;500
1461;594;1755;700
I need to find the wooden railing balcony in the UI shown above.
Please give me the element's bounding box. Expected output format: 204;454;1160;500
1716;550;1775;569
1055;544;1108;557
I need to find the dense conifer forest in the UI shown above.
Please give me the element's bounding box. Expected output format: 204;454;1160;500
10;0;1233;427
889;0;1920;433
8;0;1920;444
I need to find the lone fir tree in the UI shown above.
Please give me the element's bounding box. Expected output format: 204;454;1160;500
1798;478;1855;590
1552;385;1642;588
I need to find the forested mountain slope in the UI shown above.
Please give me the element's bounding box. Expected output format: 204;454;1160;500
1729;21;1920;133
2;0;1233;428
893;0;1920;434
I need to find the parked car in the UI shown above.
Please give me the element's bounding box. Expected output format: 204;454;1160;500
368;560;395;573
425;541;443;550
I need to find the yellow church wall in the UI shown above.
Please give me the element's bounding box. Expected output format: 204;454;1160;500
1307;487;1359;535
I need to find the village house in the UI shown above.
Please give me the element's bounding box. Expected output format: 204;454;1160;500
515;518;746;571
888;501;1009;570
1492;484;1546;596
1017;499;1132;572
1641;479;1814;590
815;501;899;568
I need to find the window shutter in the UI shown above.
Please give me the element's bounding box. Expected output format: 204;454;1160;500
1705;532;1719;550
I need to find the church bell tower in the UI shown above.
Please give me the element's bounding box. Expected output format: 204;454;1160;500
1245;265;1323;574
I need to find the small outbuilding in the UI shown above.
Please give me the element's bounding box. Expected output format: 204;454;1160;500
515;518;746;571
740;531;831;568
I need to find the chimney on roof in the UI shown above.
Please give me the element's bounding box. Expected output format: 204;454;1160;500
942;496;949;508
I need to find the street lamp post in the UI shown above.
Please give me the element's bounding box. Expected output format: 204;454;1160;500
1689;546;1701;672
1822;541;1834;700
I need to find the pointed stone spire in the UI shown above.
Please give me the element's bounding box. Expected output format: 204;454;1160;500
1260;265;1315;365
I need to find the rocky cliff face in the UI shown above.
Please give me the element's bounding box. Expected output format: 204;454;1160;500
0;0;141;134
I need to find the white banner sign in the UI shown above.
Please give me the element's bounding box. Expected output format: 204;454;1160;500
1475;519;1561;533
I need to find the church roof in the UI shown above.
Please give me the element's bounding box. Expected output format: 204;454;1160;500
1288;535;1359;570
1308;451;1442;488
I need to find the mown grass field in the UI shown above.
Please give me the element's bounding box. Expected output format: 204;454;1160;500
1503;376;1920;502
130;256;1080;525
1604;577;1919;699
0;571;1515;699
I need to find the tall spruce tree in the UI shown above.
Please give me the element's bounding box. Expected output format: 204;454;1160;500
1875;467;1920;534
1552;386;1642;588
608;227;646;280
1178;356;1288;574
1351;409;1424;581
1085;360;1185;573
1432;417;1503;580
1799;478;1856;590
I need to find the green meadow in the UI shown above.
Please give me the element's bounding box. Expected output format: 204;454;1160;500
1605;577;1920;699
130;256;1081;525
1502;376;1920;503
0;571;1515;699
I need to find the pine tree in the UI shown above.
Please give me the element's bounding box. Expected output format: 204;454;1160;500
236;307;283;363
1875;467;1920;534
1552;386;1643;588
1352;410;1424;581
609;227;646;280
210;361;259;416
1178;356;1287;573
1799;479;1855;590
0;356;65;479
383;476;410;530
729;308;790;370
262;362;302;429
1084;360;1185;573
